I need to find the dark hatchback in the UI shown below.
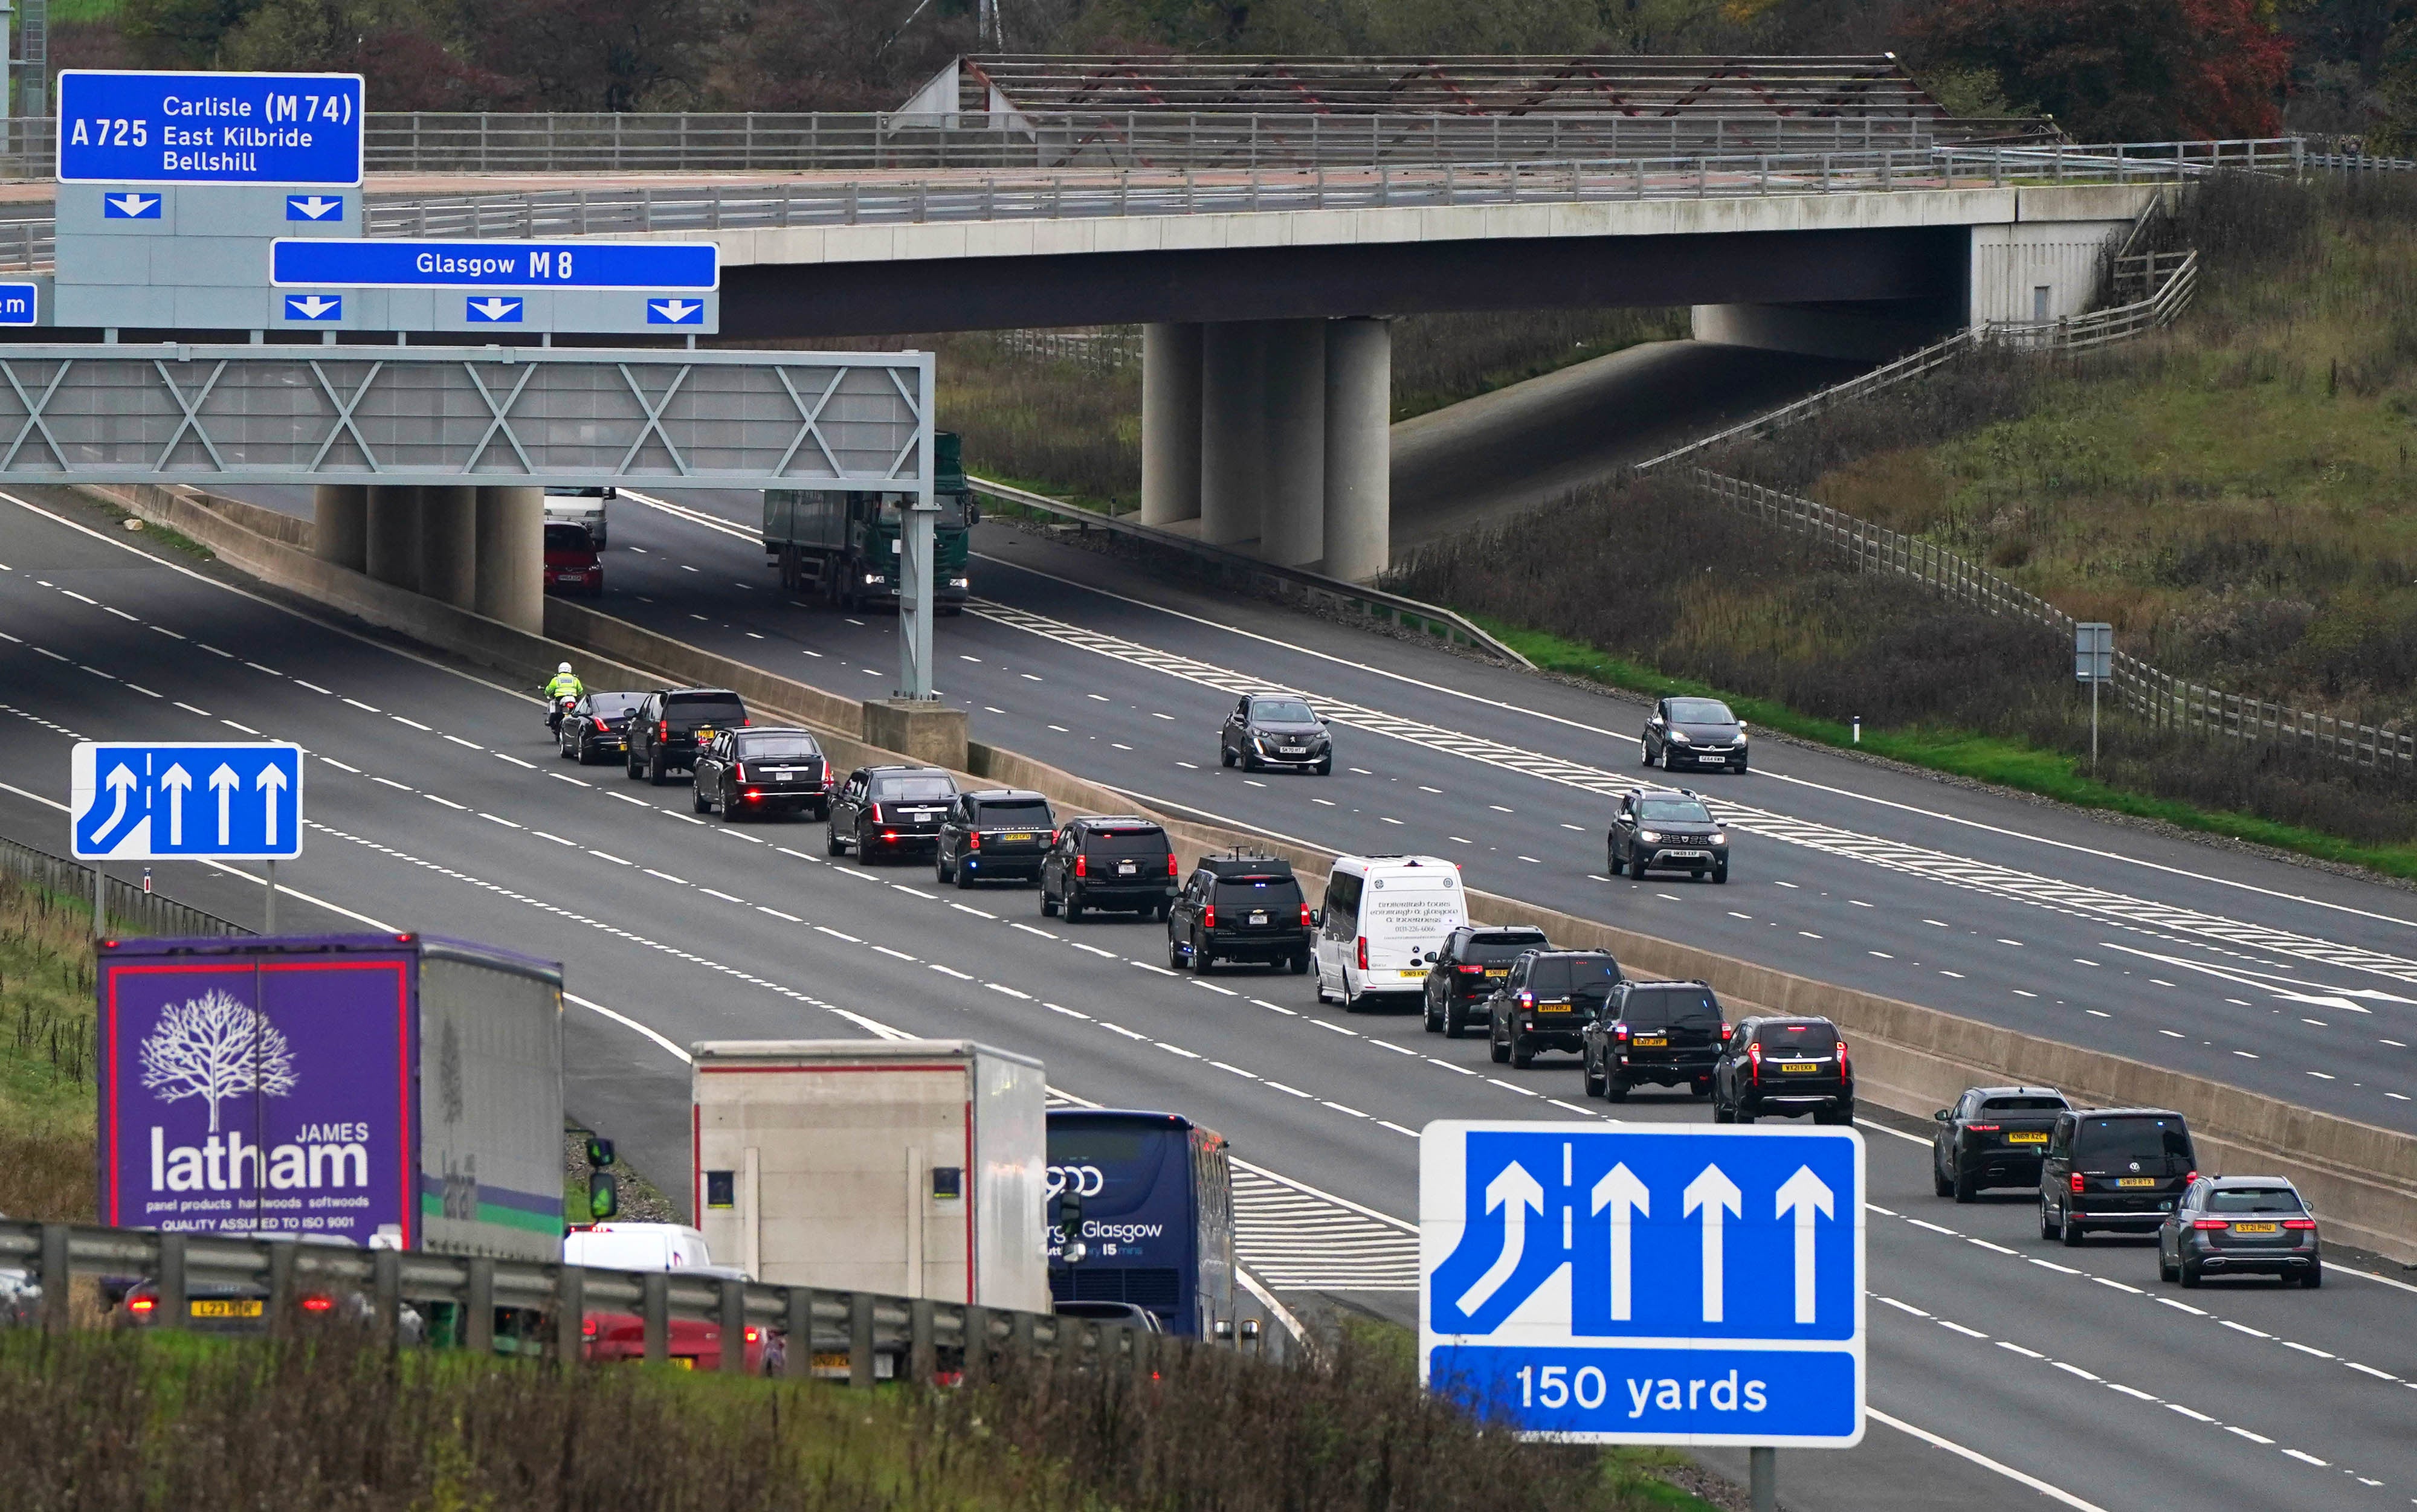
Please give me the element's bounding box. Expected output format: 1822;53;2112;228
2041;1108;2197;1246
1583;979;1729;1101
1041;817;1178;921
1424;925;1552;1038
1167;855;1312;974
1488;950;1624;1069
827;766;958;861
2159;1177;2322;1288
1712;1017;1853;1124
691;727;828;821
627;688;748;784
936;790;1056;887
1641;696;1749;774
1607;789;1730;883
1932;1086;2070;1202
543;521;602;596
558;690;644;765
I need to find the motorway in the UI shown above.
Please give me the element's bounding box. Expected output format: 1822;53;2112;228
17;481;2417;1510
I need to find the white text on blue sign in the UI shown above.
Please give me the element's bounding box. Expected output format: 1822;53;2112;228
57;71;364;187
270;239;718;291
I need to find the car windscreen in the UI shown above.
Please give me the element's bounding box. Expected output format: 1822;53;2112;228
586;693;644;718
2206;1186;2303;1214
1668;699;1735;724
1619;987;1722;1030
973;800;1053;829
1251;699;1317;724
736;735;821;760
664;693;746;725
1528;956;1622;997
1465;935;1548;965
1215;878;1303;910
2073;1117;2194;1171
543;524;592;550
1754;1022;1839;1054
1981;1095;2067;1115
1085;828;1169;858
1638;798;1714;823
872;774;955;802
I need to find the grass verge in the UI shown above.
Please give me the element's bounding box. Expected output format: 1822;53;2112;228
0;872;102;1220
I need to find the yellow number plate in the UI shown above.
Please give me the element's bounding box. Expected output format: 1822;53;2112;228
1780;1063;1821;1073
1398;968;1428;980
2230;1221;2280;1234
670;1357;695;1370
1485;968;1509;977
190;1299;263;1319
1001;832;1034;841
2116;1177;2157;1188
1633;1037;1668;1048
2006;1131;2047;1144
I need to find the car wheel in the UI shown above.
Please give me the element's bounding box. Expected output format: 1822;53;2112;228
936;854;953;884
1628;852;1648;881
1291;952;1309;975
1424;996;1442;1034
647;754;666;787
855;836;879;867
1167;936;1186;971
1241;752;1262;773
1731;761;1749;774
1691;1078;1713;1099
954;859;975;890
1489;1025;1510;1064
1583;1056;1605;1097
1190;937;1213;975
1953;1166;1977;1204
2040;1201;2062;1241
1712;1102;1735;1124
1641;736;1656;768
1932;1156;1954;1198
1042;890;1060;918
825;824;845;857
1713;863;1729;884
2178;1259;2201;1287
1444;1004;1467;1040
2060;1211;2086;1247
1604;1076;1630;1104
1064;893;1084;922
1510;1035;1534;1070
1314;758;1332;776
1664;746;1682;771
2158;1249;2178;1283
1735;1108;1757;1124
693;782;712;814
2302;1263;2323;1289
557;732;576;761
1219;745;1236;768
627;750;642;779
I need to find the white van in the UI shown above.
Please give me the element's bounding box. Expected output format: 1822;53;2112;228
563;1221;716;1272
1313;855;1468;1012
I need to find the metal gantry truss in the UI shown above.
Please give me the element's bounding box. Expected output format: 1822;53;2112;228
0;343;935;492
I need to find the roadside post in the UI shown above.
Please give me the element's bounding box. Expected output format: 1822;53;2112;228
69;741;303;930
896;382;941;700
2076;622;2114;772
1420;1121;1865;1504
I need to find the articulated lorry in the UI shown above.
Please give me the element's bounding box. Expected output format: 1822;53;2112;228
95;933;565;1259
763;431;975;613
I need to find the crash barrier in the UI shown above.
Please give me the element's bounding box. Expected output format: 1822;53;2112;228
0;1220;1204;1381
86;480;2417;1262
0;833;250;939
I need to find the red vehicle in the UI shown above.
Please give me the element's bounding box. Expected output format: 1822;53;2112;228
581;1308;771;1372
564;1223;775;1373
545;521;602;596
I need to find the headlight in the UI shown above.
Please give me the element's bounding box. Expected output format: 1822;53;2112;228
1638;830;1662;844
1711;831;1728;844
949;577;969;587
1668;730;1692;744
1733;730;1748;743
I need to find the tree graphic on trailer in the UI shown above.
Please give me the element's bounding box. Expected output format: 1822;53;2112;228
137;990;298;1133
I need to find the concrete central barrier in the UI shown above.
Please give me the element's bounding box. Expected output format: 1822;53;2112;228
88;480;2417;1263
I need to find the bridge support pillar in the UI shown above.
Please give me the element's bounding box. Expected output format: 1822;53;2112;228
363;486;422;593
418;486;479;611
474;486;544;632
1140;322;1202;527
312;484;366;571
1199;322;1265;546
1322;318;1390;584
1260;320;1326;568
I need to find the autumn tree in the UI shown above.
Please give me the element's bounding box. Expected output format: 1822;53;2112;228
1912;0;2291;140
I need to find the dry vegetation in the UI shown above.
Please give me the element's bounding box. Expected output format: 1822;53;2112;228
0;873;102;1221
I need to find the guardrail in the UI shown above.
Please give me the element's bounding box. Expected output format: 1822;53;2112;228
968;475;1532;668
0;1218;1203;1380
0;834;251;939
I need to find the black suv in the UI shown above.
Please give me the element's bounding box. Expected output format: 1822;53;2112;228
1642;696;1749;774
1486;950;1622;1069
626;688;749;785
1583;979;1728;1101
1041;817;1177;921
691;727;829;822
1219;693;1332;775
1609;788;1729;883
1931;1086;2070;1202
1424;925;1551;1038
2040;1108;2197;1247
1167;854;1312;974
558;690;644;765
826;766;958;863
935;790;1056;888
1712;1017;1853;1124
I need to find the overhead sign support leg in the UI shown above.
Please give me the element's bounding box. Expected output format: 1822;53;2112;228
897;357;938;701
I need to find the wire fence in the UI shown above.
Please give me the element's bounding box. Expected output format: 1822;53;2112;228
990;326;1141;373
0;834;252;939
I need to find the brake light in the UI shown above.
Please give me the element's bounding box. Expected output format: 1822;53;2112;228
1517;991;1535;1009
1204;904;1216;929
744;1327;761;1342
2192;1218;2229;1231
1357;936;1368;971
745;790;762;801
1836;1039;1848;1072
2070;1172;2086;1194
2282;1218;2317;1229
302;1295;335;1314
1456;963;1483;974
870;804;883;824
1615;1023;1629;1041
1967;1124;2000;1133
732;763;746;783
968;831;981;849
1167;853;1179;877
1076;854;1088;878
1300;902;1312;927
883;831;899;841
129;1296;155;1316
1747;1041;1761;1083
2186;1171;2198;1183
581;1314;598;1336
1718;1023;1734;1041
658;720;668;739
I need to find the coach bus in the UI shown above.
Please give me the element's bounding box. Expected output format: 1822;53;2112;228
1045;1108;1235;1338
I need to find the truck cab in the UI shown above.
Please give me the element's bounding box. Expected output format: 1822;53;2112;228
764;432;975;613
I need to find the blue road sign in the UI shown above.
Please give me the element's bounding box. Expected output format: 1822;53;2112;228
285;193;345;221
102;191;161;218
72;742;303;861
465;295;524;323
1421;1121;1864;1447
0;283;37;326
270;239;718;291
59;71;363;187
283;293;341;322
648;297;707;325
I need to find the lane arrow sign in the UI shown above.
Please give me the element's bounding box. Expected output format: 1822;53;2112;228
466;296;523;322
285;294;341;321
254;764;288;848
1682;1163;1743;1324
1455;1160;1544;1316
1590;1161;1650;1321
208;764;239;844
286;195;343;220
1775;1165;1836;1325
159;762;191;846
103;193;160;218
647;298;703;324
91;763;139;846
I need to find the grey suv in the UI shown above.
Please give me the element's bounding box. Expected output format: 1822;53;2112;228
1608;789;1729;883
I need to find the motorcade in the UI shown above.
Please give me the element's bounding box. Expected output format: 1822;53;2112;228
1218;693;1333;774
827;765;960;861
544;484;613;548
626;688;749;784
2157;1177;2322;1288
1039;817;1178;920
1166;853;1312;974
1312;855;1467;1012
557;690;645;765
1641;696;1750;774
1424;925;1552;1038
1047;1108;1234;1339
1711;1016;1854;1124
1931;1086;2071;1202
2040;1108;2198;1246
691;727;830;821
1607;788;1730;883
1485;949;1622;1068
543;521;602;596
935;789;1056;887
1582;978;1728;1099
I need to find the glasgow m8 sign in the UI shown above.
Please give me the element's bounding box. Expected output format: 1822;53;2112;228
58;70;364;187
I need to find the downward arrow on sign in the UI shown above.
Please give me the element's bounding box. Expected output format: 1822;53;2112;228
468;297;520;320
289;196;341;219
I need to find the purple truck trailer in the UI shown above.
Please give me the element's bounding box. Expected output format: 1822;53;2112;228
96;932;565;1259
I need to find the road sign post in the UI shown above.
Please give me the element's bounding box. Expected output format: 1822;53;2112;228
1421;1121;1864;1452
2075;622;2113;773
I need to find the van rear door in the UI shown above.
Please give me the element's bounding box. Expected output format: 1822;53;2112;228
1359;871;1467;980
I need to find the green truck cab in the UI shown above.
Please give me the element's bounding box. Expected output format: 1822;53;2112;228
763;432;975;613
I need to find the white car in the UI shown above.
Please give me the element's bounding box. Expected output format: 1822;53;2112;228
1312;855;1468;1012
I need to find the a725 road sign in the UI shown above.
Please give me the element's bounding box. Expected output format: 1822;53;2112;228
72;742;303;861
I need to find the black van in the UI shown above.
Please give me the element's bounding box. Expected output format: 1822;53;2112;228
2039;1108;2197;1246
1041;817;1177;921
1166;854;1312;974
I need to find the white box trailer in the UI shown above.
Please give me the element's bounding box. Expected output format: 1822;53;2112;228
690;1039;1049;1313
